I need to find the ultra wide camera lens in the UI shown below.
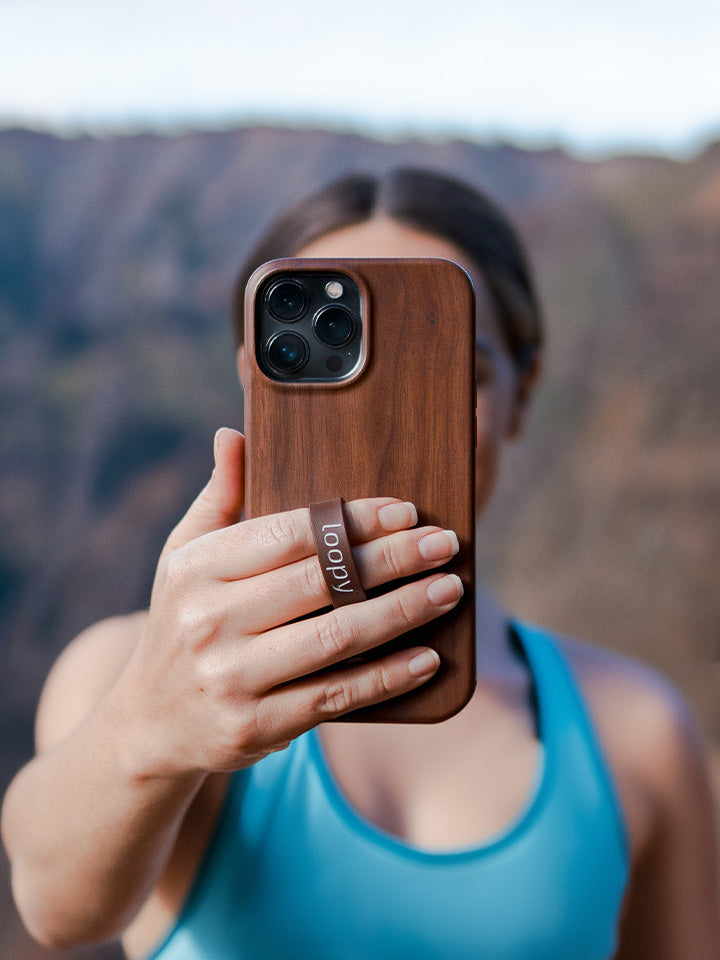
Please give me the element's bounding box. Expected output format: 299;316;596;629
267;280;307;321
313;306;355;347
266;332;309;374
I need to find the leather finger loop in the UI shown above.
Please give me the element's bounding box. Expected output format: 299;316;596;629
309;498;367;607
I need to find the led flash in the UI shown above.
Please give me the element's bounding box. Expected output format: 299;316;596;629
325;280;344;299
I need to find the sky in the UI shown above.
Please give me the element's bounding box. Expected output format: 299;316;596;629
2;0;719;157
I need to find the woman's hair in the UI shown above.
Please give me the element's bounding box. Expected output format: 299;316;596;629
233;167;542;369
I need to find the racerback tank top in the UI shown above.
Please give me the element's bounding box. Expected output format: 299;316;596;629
145;623;629;959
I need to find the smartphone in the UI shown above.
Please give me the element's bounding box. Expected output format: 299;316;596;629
244;258;476;722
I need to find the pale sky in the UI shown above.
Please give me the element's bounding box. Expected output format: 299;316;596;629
2;0;719;156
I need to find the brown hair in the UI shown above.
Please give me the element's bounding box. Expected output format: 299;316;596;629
233;168;542;369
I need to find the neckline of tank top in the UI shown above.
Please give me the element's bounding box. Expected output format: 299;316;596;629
307;621;555;865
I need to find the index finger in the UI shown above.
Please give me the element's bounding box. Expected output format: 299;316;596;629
182;497;418;581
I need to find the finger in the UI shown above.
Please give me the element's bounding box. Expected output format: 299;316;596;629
185;497;419;581
243;571;463;691
221;526;460;635
161;428;245;558
253;644;442;743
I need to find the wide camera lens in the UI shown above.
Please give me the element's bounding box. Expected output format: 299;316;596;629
267;280;307;321
266;332;309;374
314;306;355;347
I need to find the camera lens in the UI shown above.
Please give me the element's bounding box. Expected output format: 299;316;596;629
266;332;309;375
267;280;307;322
313;306;355;347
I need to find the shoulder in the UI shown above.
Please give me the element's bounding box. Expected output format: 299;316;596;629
557;634;704;782
553;633;714;862
36;611;149;753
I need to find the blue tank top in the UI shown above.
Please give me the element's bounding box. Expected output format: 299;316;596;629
145;623;629;960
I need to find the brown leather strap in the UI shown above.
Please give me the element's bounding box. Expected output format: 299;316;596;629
309;498;367;607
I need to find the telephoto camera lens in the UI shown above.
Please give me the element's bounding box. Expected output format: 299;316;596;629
267;280;307;321
313;306;355;347
266;332;309;375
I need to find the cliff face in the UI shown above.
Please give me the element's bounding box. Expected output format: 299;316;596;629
1;126;719;959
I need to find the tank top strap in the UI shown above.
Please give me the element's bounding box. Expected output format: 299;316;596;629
511;621;630;859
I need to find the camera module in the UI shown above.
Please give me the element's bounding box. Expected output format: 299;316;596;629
257;271;363;382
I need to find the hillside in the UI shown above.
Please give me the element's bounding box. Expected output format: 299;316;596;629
1;125;719;959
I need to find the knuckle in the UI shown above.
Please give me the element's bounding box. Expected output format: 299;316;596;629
205;702;264;766
234;709;264;757
313;613;353;661
261;512;302;552
176;602;211;644
194;650;231;697
392;589;418;631
242;698;293;759
299;558;327;601
379;536;405;578
371;661;394;699
312;661;394;719
163;546;195;591
316;679;353;716
175;596;229;651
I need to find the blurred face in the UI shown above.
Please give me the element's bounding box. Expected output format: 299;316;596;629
297;217;532;515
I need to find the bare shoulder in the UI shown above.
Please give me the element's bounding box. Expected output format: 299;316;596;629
36;610;149;753
557;634;705;774
555;634;713;859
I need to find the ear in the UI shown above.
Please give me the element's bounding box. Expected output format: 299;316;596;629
507;352;543;440
236;345;246;388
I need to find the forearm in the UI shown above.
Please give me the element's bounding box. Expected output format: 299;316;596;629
2;690;204;948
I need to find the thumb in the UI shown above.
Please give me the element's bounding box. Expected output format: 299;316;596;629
161;428;245;557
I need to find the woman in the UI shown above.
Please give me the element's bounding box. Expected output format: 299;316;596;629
3;169;718;959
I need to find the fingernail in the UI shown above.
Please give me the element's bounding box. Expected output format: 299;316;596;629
408;648;441;679
378;501;418;530
214;427;230;457
417;530;459;561
426;574;464;606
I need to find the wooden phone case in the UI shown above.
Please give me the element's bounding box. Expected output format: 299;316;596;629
244;258;476;722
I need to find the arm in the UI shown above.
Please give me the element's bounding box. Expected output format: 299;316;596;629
2;428;461;948
614;685;720;959
3;623;207;947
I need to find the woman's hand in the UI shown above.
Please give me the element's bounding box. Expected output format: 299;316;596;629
117;427;462;779
1;427;461;947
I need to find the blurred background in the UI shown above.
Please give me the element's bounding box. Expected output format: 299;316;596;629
1;1;719;957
